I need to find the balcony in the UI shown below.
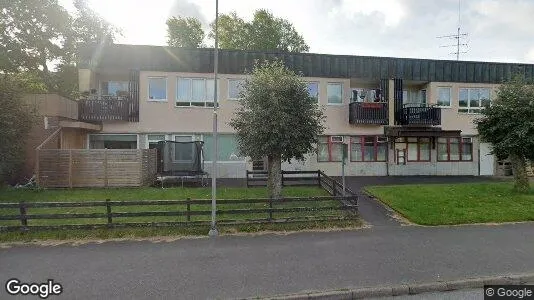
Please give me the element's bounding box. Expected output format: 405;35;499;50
398;105;441;126
349;102;389;125
78;96;139;122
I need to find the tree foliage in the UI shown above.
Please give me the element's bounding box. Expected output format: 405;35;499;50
1;0;117;97
229;61;325;199
475;76;534;192
210;9;309;52
166;16;204;48
0;75;38;184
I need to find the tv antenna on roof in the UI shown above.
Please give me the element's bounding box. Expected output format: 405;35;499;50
437;0;468;60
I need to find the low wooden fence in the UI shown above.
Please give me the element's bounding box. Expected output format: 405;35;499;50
0;195;358;231
36;149;157;188
246;170;321;187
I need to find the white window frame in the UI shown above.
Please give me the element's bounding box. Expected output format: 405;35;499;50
87;134;140;149
436;86;452;108
147;77;167;102
176;77;216;108
458;87;491;114
327;82;344;105
146;134;169;149
306;81;320;102
228;79;245;100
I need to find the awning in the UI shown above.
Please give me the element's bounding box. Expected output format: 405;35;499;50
59;120;102;131
384;126;461;137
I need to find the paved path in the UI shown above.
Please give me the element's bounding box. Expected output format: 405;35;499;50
1;223;534;299
342;176;499;227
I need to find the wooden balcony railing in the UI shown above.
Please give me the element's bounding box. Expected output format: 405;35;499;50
78;96;139;122
399;106;441;125
349;102;389;125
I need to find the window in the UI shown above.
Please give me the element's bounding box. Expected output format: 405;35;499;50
101;81;129;96
228;79;245;100
437;137;473;161
350;136;387;162
459;88;491;113
437;87;451;107
147;134;166;149
203;134;243;161
327;83;343;104
89;134;137;149
317;136;343;162
403;90;426;107
176;78;215;107
306;82;319;101
174;136;193;161
406;137;430;162
148;77;167;101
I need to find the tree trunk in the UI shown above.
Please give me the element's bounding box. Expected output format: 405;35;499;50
267;154;282;200
510;153;530;193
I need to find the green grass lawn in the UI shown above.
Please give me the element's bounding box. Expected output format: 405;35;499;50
366;182;534;225
0;186;360;242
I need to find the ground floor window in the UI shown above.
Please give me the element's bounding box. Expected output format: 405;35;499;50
202;134;243;161
350;136;387;162
89;134;137;149
317;136;343;162
399;137;430;162
437;137;473;161
147;134;166;149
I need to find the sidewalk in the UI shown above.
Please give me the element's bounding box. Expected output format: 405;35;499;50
2;223;534;299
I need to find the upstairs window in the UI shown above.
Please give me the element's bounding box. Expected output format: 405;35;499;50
101;81;129;97
327;83;343;104
176;78;216;107
306;82;319;101
459;88;490;113
228;79;245;100
437;87;451;107
148;77;167;101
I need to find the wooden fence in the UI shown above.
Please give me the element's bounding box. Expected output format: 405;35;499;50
246;170;322;187
36;149;157;188
0;195;358;231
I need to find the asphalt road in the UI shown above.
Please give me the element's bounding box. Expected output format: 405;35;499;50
2;223;534;299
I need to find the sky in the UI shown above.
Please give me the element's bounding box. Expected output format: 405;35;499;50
59;0;534;63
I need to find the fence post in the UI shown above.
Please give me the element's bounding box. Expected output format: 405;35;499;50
68;150;73;188
246;170;249;188
104;149;108;187
186;198;191;222
317;170;321;187
332;179;337;196
19;201;28;229
106;199;112;226
35;149;40;187
281;171;285;187
269;197;273;221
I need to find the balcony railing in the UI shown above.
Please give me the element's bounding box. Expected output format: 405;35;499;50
398;105;441;126
349;102;389;125
78;96;138;122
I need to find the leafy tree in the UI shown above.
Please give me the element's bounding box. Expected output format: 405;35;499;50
0;75;38;184
475;76;534;193
209;9;309;52
166;16;204;48
229;61;325;199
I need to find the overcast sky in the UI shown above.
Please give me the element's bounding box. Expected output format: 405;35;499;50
60;0;534;63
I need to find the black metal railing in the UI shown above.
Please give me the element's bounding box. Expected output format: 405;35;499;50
398;106;441;125
78;96;139;122
349;102;389;125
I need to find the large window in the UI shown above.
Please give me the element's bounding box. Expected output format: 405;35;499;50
101;81;129;96
176;78;215;107
174;135;193;161
406;137;430;162
228;79;245;100
437;87;451;107
437;137;473;161
317;136;343;162
89;134;138;149
459;88;490;113
148;77;167;101
203;134;242;161
147;134;166;149
327;83;343;104
307;82;319;101
350;136;387;162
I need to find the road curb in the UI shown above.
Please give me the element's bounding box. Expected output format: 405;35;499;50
254;272;534;299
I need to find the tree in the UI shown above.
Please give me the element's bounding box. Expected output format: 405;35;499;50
166;16;204;48
475;76;534;193
229;61;325;199
209;9;309;52
0;75;38;184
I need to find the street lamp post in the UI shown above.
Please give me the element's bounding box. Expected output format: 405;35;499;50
208;0;219;237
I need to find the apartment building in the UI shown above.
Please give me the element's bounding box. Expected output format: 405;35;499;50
76;44;534;178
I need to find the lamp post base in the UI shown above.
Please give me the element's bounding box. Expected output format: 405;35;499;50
208;227;219;237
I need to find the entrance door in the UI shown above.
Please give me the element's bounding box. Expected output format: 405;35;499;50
479;142;495;176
